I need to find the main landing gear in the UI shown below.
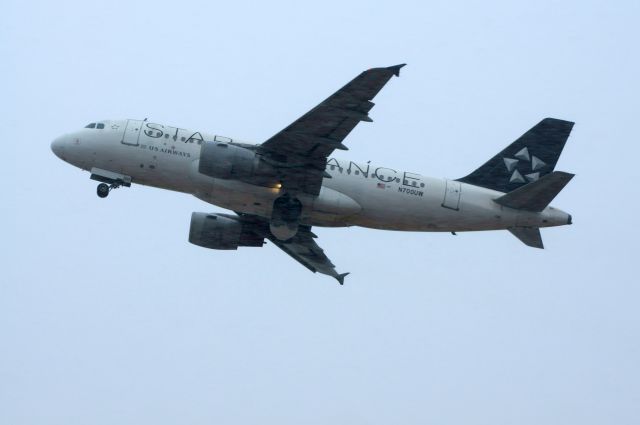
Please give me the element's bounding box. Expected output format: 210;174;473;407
270;193;302;240
96;182;121;198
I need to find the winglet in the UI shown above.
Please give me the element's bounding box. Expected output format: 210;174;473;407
335;272;350;285
387;63;406;76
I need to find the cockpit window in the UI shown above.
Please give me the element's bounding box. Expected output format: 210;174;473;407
84;122;105;129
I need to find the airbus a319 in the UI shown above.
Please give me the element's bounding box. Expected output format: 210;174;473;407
51;64;574;284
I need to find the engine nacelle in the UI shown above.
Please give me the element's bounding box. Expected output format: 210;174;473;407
188;212;264;250
198;141;277;186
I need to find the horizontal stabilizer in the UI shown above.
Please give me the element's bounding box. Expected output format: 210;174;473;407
509;227;544;249
494;171;574;212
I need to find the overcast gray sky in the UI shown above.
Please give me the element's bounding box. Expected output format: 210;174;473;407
2;1;639;424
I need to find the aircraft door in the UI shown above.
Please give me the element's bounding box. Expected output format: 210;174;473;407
121;119;143;146
442;180;461;210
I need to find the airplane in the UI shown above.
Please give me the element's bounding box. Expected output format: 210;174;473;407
51;64;574;284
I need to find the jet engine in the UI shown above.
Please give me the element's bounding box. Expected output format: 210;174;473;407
198;141;277;186
188;212;265;250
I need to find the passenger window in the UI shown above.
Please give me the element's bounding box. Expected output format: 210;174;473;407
181;137;186;141
96;123;105;129
165;134;169;139
85;123;96;129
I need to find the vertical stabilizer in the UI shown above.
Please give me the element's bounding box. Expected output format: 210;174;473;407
458;118;574;193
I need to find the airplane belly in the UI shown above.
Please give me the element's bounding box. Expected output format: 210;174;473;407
186;161;519;233
335;177;518;232
306;187;361;226
339;176;448;231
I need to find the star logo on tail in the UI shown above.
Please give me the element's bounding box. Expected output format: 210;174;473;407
503;147;546;184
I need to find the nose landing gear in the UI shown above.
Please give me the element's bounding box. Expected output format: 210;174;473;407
90;167;132;199
97;183;110;198
96;182;123;198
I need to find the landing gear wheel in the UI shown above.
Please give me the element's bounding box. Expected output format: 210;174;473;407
97;183;110;198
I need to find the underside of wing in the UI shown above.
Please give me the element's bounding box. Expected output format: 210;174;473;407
237;213;348;284
268;226;349;285
258;64;405;196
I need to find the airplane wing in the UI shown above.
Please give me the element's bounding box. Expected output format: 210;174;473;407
237;213;348;284
258;64;405;196
268;226;349;285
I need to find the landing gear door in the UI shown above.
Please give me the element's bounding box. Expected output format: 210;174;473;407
442;180;461;210
121;119;143;146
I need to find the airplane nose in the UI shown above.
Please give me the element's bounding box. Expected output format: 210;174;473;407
51;136;65;159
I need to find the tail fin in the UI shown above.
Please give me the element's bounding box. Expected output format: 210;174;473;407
457;118;574;193
494;171;574;212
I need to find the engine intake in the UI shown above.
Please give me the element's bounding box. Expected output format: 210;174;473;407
198;141;277;186
189;212;265;250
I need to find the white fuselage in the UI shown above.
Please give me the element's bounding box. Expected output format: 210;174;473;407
51;119;571;232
